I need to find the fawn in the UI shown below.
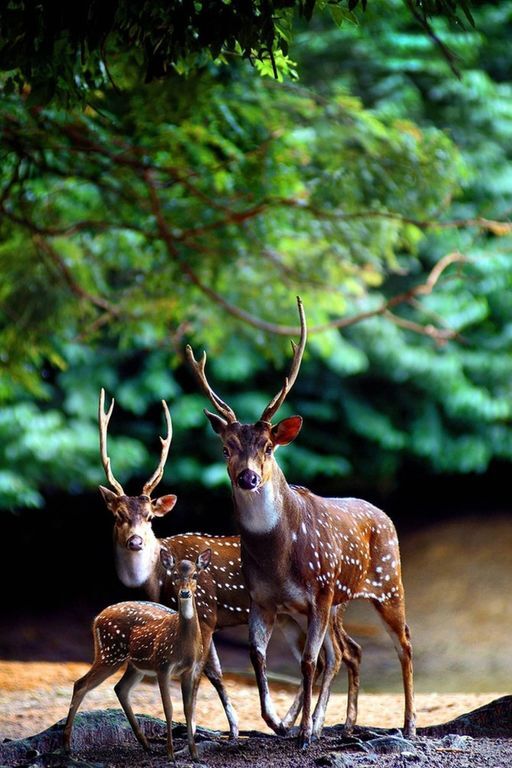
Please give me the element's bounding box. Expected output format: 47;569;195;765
63;549;211;762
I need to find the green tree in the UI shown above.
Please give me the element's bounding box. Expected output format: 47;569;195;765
0;0;475;104
2;3;512;510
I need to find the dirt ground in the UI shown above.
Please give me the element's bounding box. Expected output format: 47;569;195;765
0;659;504;741
2;517;512;765
1;661;511;768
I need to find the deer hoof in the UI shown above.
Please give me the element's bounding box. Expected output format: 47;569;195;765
297;729;312;750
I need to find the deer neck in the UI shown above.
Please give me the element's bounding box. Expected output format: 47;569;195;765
232;462;296;537
113;529;160;593
178;597;202;658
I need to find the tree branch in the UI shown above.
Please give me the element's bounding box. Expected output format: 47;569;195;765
144;168;465;341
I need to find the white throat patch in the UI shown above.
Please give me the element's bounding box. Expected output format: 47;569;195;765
234;482;280;534
115;543;155;588
180;597;194;620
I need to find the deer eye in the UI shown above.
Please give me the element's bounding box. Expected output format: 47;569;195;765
265;444;273;456
223;447;230;458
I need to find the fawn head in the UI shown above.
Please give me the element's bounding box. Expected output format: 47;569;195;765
98;389;177;550
160;548;212;601
186;297;306;493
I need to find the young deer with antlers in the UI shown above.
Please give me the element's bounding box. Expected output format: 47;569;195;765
98;389;362;738
64;548;212;762
186;297;415;748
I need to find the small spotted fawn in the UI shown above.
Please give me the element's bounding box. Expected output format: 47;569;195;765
98;389;362;738
63;549;211;763
187;297;415;749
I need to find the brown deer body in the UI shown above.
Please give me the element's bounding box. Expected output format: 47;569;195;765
186;297;415;748
63;550;212;762
99;390;362;738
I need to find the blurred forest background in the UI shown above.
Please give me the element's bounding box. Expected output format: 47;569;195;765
1;1;512;693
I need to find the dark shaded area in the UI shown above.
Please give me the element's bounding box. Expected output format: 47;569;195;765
1;460;511;662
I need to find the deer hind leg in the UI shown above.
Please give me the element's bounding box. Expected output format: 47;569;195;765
371;597;416;738
114;664;149;751
181;669;202;760
332;605;362;733
157;668;175;764
275;614;306;729
202;641;239;740
297;594;332;750
63;662;120;752
311;611;342;739
248;603;286;735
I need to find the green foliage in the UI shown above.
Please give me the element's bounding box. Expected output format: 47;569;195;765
0;0;477;104
2;3;512;510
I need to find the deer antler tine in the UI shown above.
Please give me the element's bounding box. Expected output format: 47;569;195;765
185;344;237;423
98;388;125;496
142;400;173;497
260;296;307;424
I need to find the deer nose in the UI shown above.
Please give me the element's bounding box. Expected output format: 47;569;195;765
237;469;260;490
179;589;191;599
126;535;144;551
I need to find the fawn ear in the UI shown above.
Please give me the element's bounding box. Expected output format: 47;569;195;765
160;548;175;572
152;494;177;517
204;410;228;435
196;548;212;571
271;416;303;446
99;485;120;513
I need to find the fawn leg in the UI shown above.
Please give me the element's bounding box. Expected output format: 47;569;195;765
157;668;176;764
114;664;149;751
63;662;119;752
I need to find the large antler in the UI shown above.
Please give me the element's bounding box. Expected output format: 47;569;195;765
260;296;307;424
99;388;125;496
185;346;238;424
142;401;173;497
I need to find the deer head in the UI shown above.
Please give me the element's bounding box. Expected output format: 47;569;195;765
160;548;212;612
186;297;306;495
98;388;177;552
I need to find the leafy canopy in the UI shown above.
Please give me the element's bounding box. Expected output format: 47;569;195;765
2;2;512;511
0;0;476;103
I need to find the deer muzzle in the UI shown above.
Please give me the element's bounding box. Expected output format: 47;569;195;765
126;534;144;551
237;468;260;490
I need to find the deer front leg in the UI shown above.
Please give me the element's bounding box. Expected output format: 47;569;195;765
202;642;239;740
248;602;286;736
157;668;176;764
181;669;201;761
298;595;332;750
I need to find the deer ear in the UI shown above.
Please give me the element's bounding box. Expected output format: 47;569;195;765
204;410;228;435
196;548;212;571
99;485;120;513
271;416;303;446
160;548;175;572
152;494;177;517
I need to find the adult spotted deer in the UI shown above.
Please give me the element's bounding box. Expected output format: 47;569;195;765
186;297;415;748
98;389;362;738
64;549;212;762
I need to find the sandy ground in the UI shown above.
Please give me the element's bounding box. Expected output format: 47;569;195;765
0;660;504;743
